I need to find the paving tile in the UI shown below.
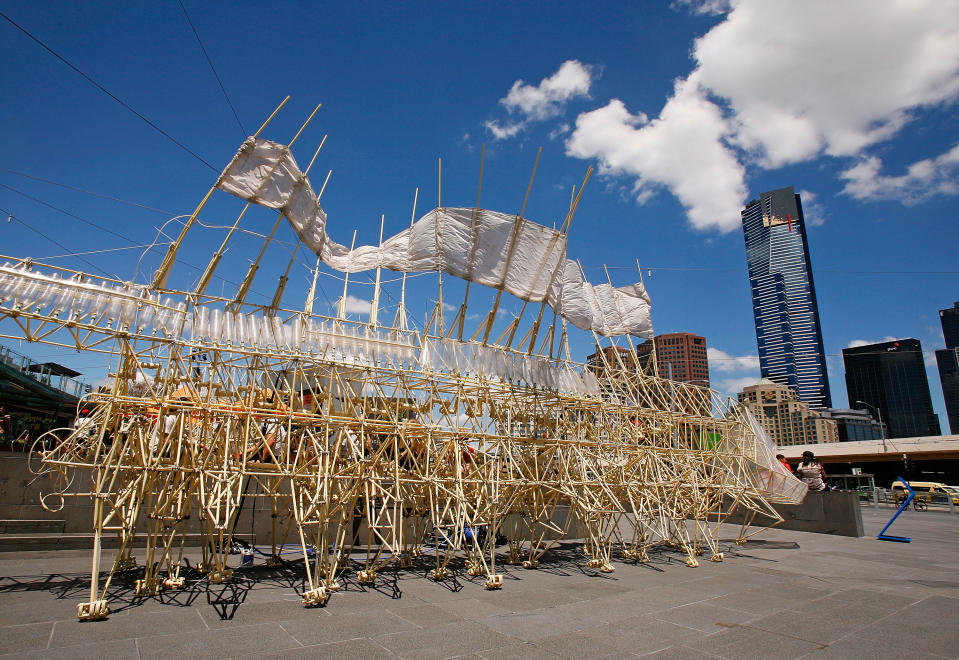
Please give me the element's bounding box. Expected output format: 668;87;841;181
49;607;207;648
0;621;52;654
636;645;730;659
800;634;943;660
592;615;708;656
374;620;517;660
651;602;758;633
388;602;465;628
478;609;587;642
197;595;332;628
747;608;881;645
472;586;579;612
430;597;513;621
0;591;83;625
478;640;567;660
136;621;303;659
249;636;398;659
684;626;822;660
851;595;959;658
8;638;140;659
282;609;417;646
515;628;624;659
706;585;833;616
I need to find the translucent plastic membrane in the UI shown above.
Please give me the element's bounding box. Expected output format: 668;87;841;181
1;266;598;397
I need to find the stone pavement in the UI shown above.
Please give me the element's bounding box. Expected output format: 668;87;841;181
0;507;957;659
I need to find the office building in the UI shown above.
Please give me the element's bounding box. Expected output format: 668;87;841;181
843;338;940;438
635;332;710;388
940;301;959;348
819;408;886;442
586;345;638;374
936;301;959;433
741;186;831;409
737;378;837;446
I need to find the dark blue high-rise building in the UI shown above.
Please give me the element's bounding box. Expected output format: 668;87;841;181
741;186;832;409
844;339;940;438
935;301;959;433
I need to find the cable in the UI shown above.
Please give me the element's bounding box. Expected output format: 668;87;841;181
0;167;176;215
2;207;115;278
35;243;168;261
176;0;246;138
0;182;140;245
0;10;218;172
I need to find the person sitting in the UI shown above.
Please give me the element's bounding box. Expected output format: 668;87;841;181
776;453;792;473
796;450;827;492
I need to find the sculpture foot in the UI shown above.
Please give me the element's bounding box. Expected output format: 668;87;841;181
77;600;109;621
302;587;328;607
484;574;504;590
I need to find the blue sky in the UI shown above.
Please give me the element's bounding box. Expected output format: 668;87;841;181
1;0;957;426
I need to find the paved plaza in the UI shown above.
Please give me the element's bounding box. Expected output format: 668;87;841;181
0;508;957;659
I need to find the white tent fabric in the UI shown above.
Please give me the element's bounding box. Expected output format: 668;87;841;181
216;137;652;338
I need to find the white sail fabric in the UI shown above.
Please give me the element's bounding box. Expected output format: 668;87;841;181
217;137;652;338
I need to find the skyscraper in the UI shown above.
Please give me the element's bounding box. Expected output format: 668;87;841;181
635;332;710;388
935;301;959;433
843;338;940;438
741;186;831;409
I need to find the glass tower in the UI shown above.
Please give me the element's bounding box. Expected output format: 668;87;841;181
741;186;831;409
935;301;959;434
843;338;941;438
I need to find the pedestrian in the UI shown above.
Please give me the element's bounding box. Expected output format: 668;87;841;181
776;454;791;473
797;450;828;492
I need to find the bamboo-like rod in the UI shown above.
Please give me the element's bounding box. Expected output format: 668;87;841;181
152;96;290;290
370;215;385;328
336;230;358;319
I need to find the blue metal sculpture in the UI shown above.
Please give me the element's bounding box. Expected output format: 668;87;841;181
877;477;914;543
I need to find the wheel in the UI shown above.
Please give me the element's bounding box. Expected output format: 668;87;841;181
914;500;928;512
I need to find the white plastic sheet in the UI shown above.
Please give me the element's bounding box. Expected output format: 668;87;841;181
216;138;652;338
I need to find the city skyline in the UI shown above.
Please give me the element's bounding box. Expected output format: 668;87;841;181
0;2;956;425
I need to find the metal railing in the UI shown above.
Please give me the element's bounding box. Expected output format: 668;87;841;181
0;344;91;399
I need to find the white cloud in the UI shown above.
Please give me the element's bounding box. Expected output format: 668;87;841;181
334;294;371;316
672;0;732;16
706;347;759;372
566;80;747;232
502;60;594;120
694;1;959;167
716;376;759;395
558;0;959;231
487;61;595;141
484;120;524;141
798;189;826;227
840;143;959;204
847;336;902;348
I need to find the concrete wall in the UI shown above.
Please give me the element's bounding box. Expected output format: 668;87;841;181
723;491;864;537
0;454;286;540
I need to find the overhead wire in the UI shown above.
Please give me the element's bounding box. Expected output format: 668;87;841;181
176;0;247;138
0;167;177;216
2;207;116;278
0;9;218;172
0;181;142;246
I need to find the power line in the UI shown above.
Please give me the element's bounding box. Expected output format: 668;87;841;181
0;9;218;172
2;207;115;278
0;182;140;245
176;0;247;138
0;167;176;215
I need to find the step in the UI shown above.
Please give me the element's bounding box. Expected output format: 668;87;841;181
0;532;254;552
0;519;66;534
